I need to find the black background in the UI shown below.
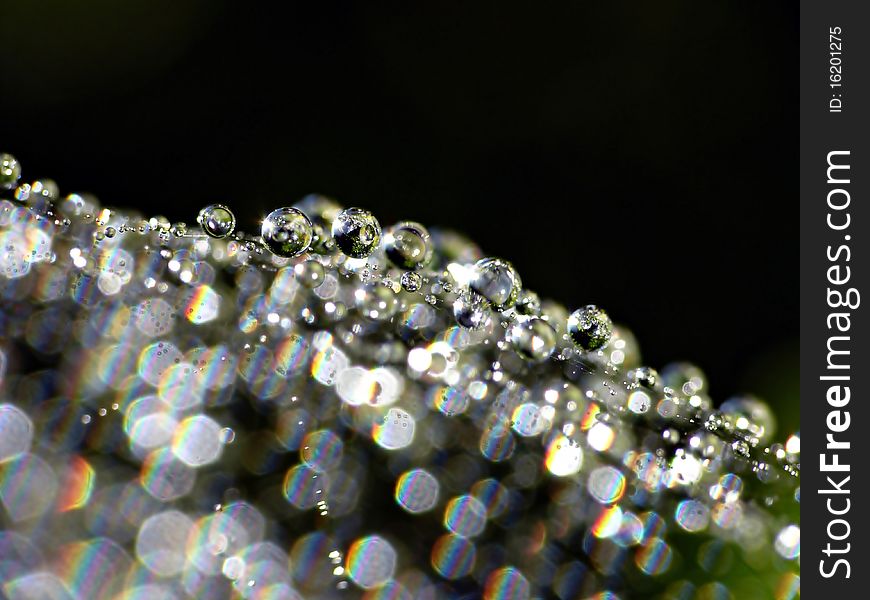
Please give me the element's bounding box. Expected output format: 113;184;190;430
0;2;798;422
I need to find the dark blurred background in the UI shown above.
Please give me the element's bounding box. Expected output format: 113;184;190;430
0;1;798;430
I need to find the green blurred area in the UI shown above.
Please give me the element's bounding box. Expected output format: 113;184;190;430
737;339;800;439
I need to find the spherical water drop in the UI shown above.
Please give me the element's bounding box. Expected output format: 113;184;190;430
661;362;707;395
774;524;800;560
384;221;431;269
294;193;341;224
198;204;236;239
627;366;660;389
508;318;556;362
219;427;236;444
292;194;341;255
720;394;775;443
400;271;422;292
294;259;325;288
469;257;522;311
567;305;613;351
332;207;381;258
30;179;59;202
516;290;542;316
261;207;313;258
355;285;399;321
453;291;491;330
0;153;21;190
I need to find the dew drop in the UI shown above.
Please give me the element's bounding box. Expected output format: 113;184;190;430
384;221;431;269
400;271;422;292
567;305;613;351
469;257;521;311
0;153;22;190
261;207;314;258
453;291;491;330
331;208;381;259
508;317;556;362
197;204;236;239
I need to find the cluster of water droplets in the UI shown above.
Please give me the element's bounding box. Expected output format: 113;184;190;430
0;153;798;599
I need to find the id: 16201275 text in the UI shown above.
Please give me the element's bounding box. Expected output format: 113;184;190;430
829;26;843;113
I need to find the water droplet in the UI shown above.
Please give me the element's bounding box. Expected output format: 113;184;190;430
384;221;431;269
721;394;775;443
219;427;236;444
627;366;660;389
453;291;491;330
515;290;542;316
331;208;381;258
774;524;800;559
294;259;325;288
32;179;59;201
197;204;236;239
400;271;422;292
261;207;313;257
469;257;521;311
294;193;342;223
661;362;707;395
508;317;556;362
0;153;22;190
355;285;399;321
567;305;613;350
290;195;341;254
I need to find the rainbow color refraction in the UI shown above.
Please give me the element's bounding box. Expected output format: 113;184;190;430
0;153;799;599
